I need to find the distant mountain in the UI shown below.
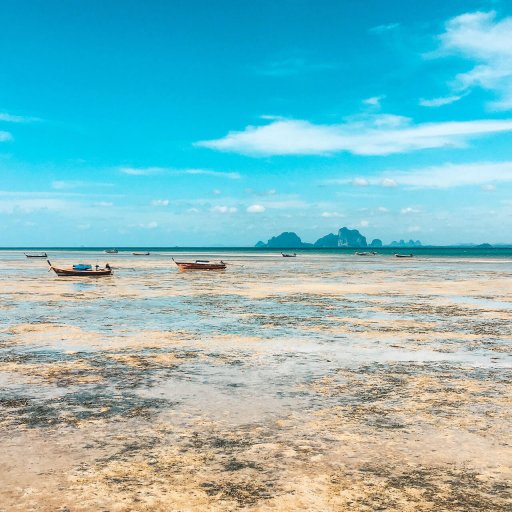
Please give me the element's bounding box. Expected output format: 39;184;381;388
314;233;339;248
338;227;367;247
390;239;422;247
263;232;312;248
255;227;421;248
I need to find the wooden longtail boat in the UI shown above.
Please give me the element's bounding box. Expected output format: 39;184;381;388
47;260;113;277
394;253;414;258
25;252;47;258
281;253;296;257
105;249;118;254
133;252;150;256
355;251;377;256
172;258;226;271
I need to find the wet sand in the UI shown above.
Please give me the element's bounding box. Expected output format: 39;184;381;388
1;251;511;511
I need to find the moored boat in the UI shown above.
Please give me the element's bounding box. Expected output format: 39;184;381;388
355;251;377;256
25;252;47;258
133;252;150;256
172;258;226;271
394;253;414;258
281;253;296;257
105;249;118;254
47;260;113;277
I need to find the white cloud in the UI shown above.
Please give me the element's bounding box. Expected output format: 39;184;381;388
352;178;370;186
377;207;389;213
369;22;400;34
139;221;158;229
196;116;512;156
419;95;463;107
360;220;370;227
327;161;512;189
52;180;113;190
0;112;39;123
437;11;512;109
0;131;12;141
120;167;162;176
246;204;266;213
481;183;496;191
211;205;237;213
120;167;240;179
321;211;344;218
151;199;169;206
389;161;512;188
183;169;240;179
93;201;113;207
400;207;421;215
212;188;221;195
363;96;385;107
0;198;69;214
381;178;398;187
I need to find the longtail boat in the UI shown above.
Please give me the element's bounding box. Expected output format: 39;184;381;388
394;253;414;258
47;260;113;277
25;252;47;258
281;253;296;257
172;258;226;271
105;249;118;254
133;252;150;256
355;251;377;256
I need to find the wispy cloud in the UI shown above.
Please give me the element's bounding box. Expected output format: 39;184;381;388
369;22;400;34
120;167;240;179
419;95;463;107
151;199;169;206
196;115;512;156
0;112;39;123
389;161;512;188
321;211;344;218
435;11;512;110
246;204;265;213
330;161;512;189
400;207;421;214
0;131;12;141
211;205;237;213
363;96;385;107
51;180;113;190
183;169;240;179
120;167;162;176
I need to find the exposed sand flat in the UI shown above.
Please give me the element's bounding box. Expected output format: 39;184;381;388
0;251;511;510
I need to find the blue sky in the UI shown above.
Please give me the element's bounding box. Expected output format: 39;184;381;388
2;0;512;246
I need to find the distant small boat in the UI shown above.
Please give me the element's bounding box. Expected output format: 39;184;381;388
172;258;226;271
25;252;47;258
132;252;150;256
105;249;118;254
394;253;414;258
281;253;296;258
47;260;113;277
355;251;377;256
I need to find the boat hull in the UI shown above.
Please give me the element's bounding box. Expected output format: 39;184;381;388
51;268;113;276
47;260;112;277
174;261;226;271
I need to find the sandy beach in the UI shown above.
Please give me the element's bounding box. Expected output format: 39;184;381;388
1;250;511;511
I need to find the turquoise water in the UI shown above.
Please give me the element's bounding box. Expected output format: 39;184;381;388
4;246;512;258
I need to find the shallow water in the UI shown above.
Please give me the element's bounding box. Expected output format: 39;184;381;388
1;250;511;511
